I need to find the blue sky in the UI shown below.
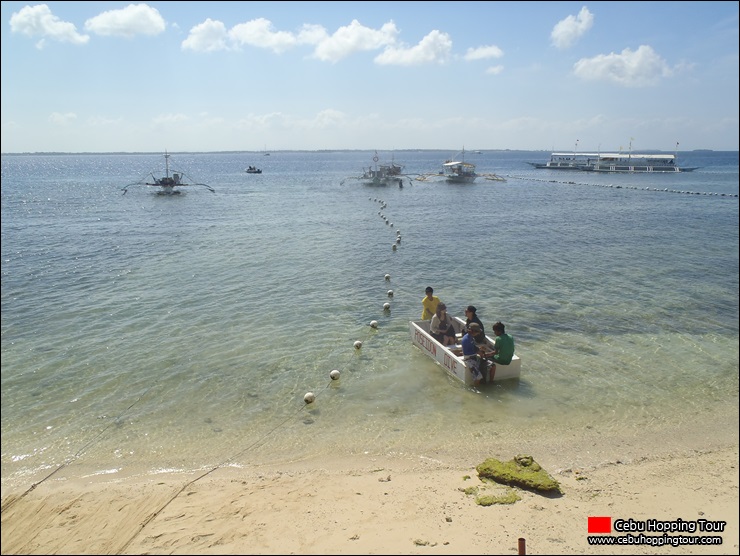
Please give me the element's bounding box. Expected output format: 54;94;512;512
1;1;738;153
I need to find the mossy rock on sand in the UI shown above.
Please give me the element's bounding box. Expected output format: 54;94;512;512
476;454;562;494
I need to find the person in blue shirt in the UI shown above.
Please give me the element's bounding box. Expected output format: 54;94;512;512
461;322;485;386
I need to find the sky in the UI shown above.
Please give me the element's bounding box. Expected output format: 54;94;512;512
1;1;738;153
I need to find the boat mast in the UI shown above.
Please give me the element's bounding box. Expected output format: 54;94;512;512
574;139;579;159
164;150;170;179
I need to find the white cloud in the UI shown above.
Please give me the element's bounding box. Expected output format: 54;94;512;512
374;30;452;66
464;45;504;61
573;45;674;87
152;113;189;125
87;116;124;127
49;112;77;125
551;6;594;49
9;4;89;46
179;17;449;65
84;4;166;38
311;20;400;63
485;65;504;75
182;18;230;52
313;109;349;127
229;18;299;54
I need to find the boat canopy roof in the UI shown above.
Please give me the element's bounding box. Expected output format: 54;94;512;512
596;153;676;160
550;152;601;157
443;161;475;168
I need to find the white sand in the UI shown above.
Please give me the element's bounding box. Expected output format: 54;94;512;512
2;409;738;555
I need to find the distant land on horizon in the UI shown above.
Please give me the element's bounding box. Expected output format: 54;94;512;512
1;148;728;156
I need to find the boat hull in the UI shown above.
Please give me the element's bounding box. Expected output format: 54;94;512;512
409;317;521;386
445;175;477;183
528;162;588;170
583;165;697;173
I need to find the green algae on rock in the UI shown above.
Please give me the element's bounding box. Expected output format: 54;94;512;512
476;454;562;494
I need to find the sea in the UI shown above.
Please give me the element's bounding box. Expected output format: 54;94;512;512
1;149;738;487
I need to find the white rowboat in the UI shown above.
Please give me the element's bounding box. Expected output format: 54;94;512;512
409;316;521;386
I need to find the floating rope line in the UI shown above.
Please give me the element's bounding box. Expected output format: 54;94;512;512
118;192;407;552
5;185;412;553
1;381;159;514
505;174;738;197
115;358;350;553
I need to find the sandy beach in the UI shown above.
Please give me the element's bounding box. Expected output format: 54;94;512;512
2;406;738;556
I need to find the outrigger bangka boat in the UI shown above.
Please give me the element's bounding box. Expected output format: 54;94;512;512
410;316;521;386
122;151;215;195
416;148;505;183
341;151;408;187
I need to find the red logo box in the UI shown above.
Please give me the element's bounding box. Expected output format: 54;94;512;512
588;516;612;533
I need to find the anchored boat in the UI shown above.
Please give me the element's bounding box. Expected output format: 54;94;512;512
122;151;215;195
409;316;521;386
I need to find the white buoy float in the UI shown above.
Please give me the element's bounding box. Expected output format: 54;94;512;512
383;302;391;311
387;290;393;297
354;340;363;349
384;273;391;281
370;320;378;328
304;392;315;404
392;244;397;251
330;369;340;380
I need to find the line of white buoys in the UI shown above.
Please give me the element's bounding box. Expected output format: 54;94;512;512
506;175;738;197
303;194;405;406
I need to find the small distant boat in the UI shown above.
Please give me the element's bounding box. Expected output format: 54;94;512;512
410;316;521;386
416;148;505;183
246;166;262;174
341;151;407;187
122;151;215;195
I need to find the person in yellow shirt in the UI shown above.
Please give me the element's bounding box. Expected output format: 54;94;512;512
421;286;441;320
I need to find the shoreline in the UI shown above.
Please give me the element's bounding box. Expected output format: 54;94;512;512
2;408;738;555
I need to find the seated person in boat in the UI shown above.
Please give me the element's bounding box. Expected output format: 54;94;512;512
461;323;485;386
484;321;515;372
429;303;456;346
462;305;485;336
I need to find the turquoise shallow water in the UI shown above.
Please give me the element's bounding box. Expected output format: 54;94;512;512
1;150;738;484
